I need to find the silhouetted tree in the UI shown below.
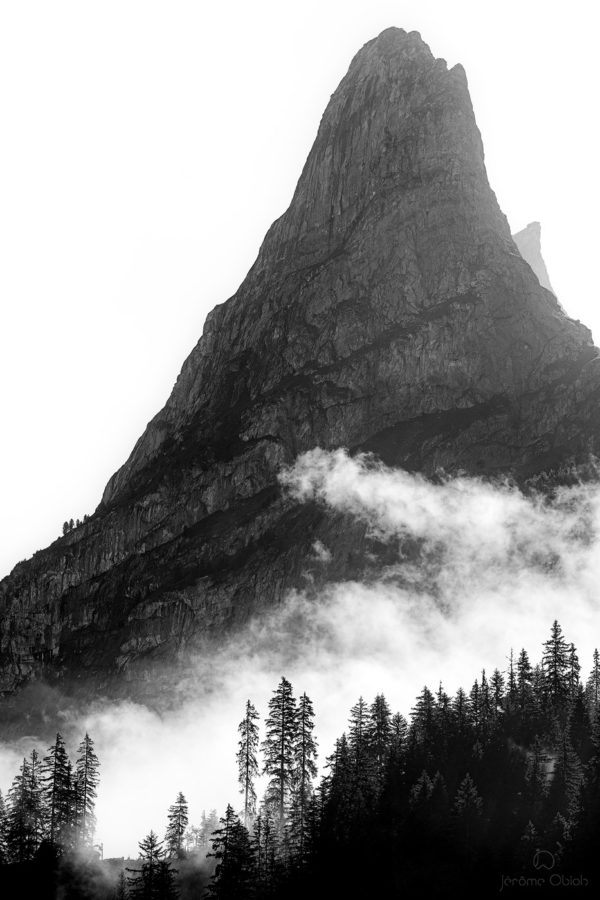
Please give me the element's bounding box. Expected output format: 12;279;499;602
206;804;254;899
165;792;188;858
542;620;570;706
128;830;177;899
43;732;73;849
75;733;100;845
289;692;318;861
262;678;298;829
237;700;260;827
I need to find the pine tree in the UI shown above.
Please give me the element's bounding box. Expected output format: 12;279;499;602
452;688;470;736
585;649;600;713
542;621;570;706
206;805;254;899
76;733;100;846
236;700;260;827
411;687;436;746
5;758;36;862
567;643;581;700
516;649;533;710
252;805;279;894
128;830;177;899
507;649;518;703
43;732;73;849
290;692;318;861
165;792;188;858
26;748;45;852
262;677;298;829
367;694;392;784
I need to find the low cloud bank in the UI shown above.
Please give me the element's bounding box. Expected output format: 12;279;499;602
3;449;600;856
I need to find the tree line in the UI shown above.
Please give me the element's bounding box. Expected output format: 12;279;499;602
3;619;600;897
204;620;600;898
0;733;99;862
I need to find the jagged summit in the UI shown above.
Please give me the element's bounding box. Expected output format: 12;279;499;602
513;221;555;294
2;30;600;694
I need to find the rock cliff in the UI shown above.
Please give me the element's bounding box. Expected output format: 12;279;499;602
2;28;600;695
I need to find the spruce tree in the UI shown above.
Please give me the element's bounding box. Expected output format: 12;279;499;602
128;830;177;899
5;758;35;862
262;677;298;829
585;649;600;712
43;732;73;848
367;694;392;784
26;748;45;852
542;620;570;706
206;804;254;900
165;792;188;858
75;733;100;846
236;700;260;827
567;643;581;700
290;692;318;861
516;649;533;710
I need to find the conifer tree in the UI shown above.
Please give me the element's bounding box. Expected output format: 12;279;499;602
128;830;177;899
367;694;392;783
26;748;45;852
507;649;518;703
236;700;260;827
567;643;581;700
542;620;570;706
411;687;436;745
43;732;73;848
290;692;318;860
252;805;279;893
585;649;600;712
206;804;254;899
165;792;189;858
76;733;100;846
490;669;505;711
262;677;298;828
452;688;470;736
469;681;481;734
516;649;533;710
5;758;36;862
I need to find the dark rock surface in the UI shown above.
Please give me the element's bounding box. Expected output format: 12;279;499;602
513;221;555;294
2;28;600;695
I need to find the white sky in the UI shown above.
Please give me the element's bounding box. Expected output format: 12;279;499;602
0;0;598;577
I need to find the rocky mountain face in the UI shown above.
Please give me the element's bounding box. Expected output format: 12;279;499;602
2;27;600;696
513;221;555;293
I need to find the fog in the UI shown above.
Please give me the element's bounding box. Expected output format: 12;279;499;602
2;449;600;857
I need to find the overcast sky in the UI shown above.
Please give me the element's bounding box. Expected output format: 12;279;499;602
1;0;598;577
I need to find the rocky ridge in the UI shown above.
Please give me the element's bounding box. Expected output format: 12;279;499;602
2;28;600;695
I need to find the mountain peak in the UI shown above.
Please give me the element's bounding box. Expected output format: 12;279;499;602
1;31;600;694
512;221;555;293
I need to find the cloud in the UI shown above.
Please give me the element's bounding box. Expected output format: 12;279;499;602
2;449;600;857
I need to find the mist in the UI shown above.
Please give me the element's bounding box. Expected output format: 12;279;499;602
2;448;600;858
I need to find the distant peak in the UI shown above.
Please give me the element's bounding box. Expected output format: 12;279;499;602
512;221;555;294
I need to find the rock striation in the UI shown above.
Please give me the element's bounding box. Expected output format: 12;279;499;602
513;221;555;294
2;28;600;694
